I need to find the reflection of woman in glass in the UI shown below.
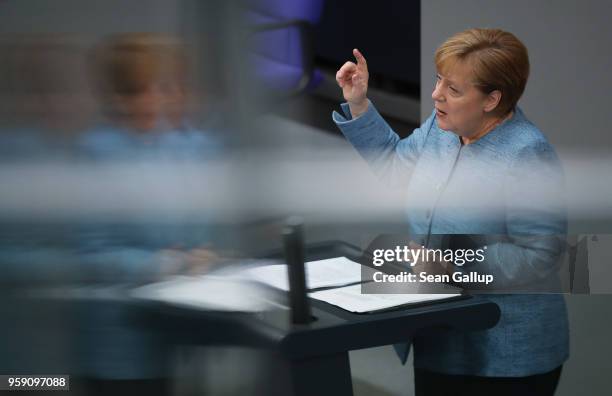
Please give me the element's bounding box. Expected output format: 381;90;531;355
334;29;567;395
77;33;221;396
81;33;221;160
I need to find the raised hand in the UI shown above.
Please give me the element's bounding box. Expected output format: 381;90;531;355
336;48;369;117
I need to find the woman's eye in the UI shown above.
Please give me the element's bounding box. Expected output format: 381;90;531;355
449;87;459;94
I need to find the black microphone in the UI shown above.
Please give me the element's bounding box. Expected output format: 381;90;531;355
283;217;312;324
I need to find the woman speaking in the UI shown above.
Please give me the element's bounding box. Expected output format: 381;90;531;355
333;29;568;395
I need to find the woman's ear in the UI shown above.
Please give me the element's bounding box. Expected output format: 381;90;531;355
483;90;502;113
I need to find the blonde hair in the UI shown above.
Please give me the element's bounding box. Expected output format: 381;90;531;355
92;32;187;102
435;28;529;115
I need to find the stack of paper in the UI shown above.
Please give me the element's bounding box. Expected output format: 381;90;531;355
132;257;460;314
310;284;459;313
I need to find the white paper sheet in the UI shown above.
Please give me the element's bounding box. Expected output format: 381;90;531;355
242;256;363;291
131;275;278;312
310;284;460;313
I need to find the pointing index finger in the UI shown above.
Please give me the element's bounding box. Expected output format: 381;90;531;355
353;48;367;70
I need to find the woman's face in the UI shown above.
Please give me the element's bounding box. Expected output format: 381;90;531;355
431;60;498;137
114;83;166;132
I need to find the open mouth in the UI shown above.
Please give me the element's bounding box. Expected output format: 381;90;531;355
436;108;447;116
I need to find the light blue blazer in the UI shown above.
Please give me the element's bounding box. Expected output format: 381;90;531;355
333;101;569;377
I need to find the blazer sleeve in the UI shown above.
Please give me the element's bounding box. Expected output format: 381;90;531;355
332;100;434;186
